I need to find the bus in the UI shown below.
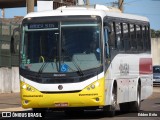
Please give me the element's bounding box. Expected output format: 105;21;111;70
19;5;153;117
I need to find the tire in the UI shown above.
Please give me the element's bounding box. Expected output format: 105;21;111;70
120;84;141;113
32;108;46;120
129;84;141;112
119;102;130;113
103;88;117;117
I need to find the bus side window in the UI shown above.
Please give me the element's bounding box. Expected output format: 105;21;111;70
104;27;110;58
116;22;123;51
146;26;151;51
136;25;143;51
142;26;147;50
107;22;116;48
130;24;136;51
123;23;130;51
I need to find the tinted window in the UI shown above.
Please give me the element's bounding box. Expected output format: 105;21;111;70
116;23;123;50
153;66;160;73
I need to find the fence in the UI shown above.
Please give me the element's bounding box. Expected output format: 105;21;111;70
0;19;21;93
0;18;21;67
0;67;19;93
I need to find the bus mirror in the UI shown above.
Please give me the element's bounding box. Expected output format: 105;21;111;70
11;27;20;54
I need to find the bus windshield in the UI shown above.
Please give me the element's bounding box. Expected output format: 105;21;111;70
20;17;102;73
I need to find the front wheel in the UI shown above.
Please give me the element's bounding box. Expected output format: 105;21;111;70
103;88;117;117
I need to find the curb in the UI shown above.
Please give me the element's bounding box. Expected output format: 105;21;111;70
0;107;31;112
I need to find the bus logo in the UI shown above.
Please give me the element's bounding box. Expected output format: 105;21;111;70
58;85;63;90
119;63;129;75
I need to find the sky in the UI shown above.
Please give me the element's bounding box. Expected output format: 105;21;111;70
0;0;160;30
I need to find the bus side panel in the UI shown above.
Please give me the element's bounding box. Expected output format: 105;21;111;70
105;53;152;104
109;54;139;104
129;77;138;102
140;74;153;100
139;58;153;100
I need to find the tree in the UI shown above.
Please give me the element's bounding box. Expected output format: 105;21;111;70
151;29;156;38
151;29;160;38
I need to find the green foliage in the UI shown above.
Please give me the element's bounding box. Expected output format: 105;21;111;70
151;29;160;38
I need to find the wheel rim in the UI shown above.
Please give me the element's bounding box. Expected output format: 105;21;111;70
137;87;140;107
111;89;117;109
137;91;140;106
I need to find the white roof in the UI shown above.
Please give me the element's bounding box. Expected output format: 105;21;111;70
24;5;149;22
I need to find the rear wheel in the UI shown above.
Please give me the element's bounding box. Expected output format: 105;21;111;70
129;84;141;112
119;102;130;113
120;84;141;113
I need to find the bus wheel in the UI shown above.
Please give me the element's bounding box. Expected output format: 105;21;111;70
103;88;117;117
32;108;46;120
119;102;130;113
129;84;141;112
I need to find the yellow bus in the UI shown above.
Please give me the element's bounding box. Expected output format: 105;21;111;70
19;5;153;117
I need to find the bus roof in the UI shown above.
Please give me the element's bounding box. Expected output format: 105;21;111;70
24;5;149;22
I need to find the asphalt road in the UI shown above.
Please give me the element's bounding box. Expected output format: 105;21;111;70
0;87;160;120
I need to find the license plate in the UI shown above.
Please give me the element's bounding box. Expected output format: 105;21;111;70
55;103;68;107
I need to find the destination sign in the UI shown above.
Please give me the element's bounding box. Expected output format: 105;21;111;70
28;23;58;29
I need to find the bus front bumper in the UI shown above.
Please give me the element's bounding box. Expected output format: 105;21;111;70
20;78;105;109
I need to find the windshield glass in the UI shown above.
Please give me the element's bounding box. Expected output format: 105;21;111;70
20;17;102;73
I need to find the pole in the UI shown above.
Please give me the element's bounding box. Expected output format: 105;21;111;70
118;0;124;12
86;0;90;6
26;0;35;13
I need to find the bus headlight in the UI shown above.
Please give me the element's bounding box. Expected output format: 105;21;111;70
87;82;100;90
22;84;34;92
26;86;34;92
22;84;27;89
26;86;31;91
91;84;95;89
95;82;100;87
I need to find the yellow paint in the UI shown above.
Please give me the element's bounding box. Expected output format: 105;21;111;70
20;78;105;109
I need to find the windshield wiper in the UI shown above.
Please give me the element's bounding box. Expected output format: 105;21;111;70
62;48;84;76
37;61;49;76
37;48;84;76
37;55;59;76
